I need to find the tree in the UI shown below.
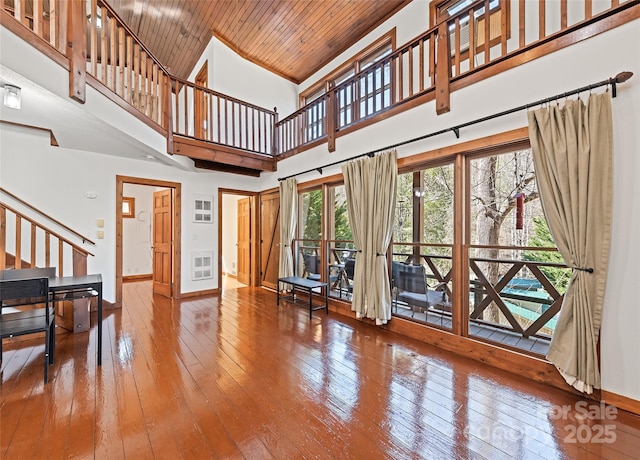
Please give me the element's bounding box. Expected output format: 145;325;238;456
471;150;539;323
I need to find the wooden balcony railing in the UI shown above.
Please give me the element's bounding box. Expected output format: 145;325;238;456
169;77;277;157
276;0;636;157
2;0;68;55
2;0;636;161
86;0;170;129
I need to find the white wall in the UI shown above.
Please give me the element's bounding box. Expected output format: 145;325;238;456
188;36;298;118
122;183;154;276
221;194;243;276
260;20;640;402
0;123;264;301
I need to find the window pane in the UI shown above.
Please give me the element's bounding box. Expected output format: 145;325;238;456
299;189;323;240
423;164;454;245
468;149;568;355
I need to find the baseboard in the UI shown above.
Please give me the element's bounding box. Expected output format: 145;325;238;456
601;390;640;416
222;272;238;279
123;274;153;282
180;288;220;298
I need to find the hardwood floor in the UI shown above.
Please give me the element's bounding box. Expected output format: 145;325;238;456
2;281;639;459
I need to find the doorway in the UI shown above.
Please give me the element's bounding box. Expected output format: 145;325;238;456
116;176;182;306
218;188;258;290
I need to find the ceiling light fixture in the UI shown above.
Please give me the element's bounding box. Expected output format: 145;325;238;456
2;84;21;109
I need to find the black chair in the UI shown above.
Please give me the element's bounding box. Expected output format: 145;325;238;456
302;253;321;281
1;276;55;383
393;264;429;318
343;258;356;295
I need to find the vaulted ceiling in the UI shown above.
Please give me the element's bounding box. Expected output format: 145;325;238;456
108;0;412;84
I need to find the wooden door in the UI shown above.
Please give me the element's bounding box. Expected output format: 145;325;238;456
194;62;208;139
260;191;280;290
237;197;251;285
153;189;173;297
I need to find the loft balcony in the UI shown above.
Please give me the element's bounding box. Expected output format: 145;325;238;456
1;0;637;174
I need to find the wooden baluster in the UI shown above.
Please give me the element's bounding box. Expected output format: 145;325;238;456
408;47;414;98
252;109;256;151
140;52;147;114
126;35;133;104
585;0;592;20
110;14;117;91
15;0;27;26
133;43;140;109
49;0;58;49
118;26;125;98
468;10;475;70
0;207;6;270
57;0;68;55
30;223;36;268
484;0;491;64
15;215;22;269
216;96;221;143
153;65;159;122
258;111;263;153
58;240;63;276
45;232;51;267
501;0;508;56
146;56;153;117
90;0;97;76
245;106;249;149
539;0;546;40
398;52;404;102
271;111;278;157
208;93;214;142
101;6;108;84
183;84;188;136
560;0;567;30
232;101;237;147
519;0;525;48
34;0;43;37
419;40;425;92
166;77;174;153
454;18;461;77
224;98;229;144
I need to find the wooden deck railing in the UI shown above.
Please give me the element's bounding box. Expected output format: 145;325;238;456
169;77;278;156
276;0;636;156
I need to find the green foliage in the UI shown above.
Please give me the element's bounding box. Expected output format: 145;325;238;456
301;190;322;240
523;217;571;293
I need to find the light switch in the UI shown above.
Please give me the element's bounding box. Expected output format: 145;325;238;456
97;230;104;239
97;218;104;228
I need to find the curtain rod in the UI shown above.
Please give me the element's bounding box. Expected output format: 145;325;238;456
278;71;633;182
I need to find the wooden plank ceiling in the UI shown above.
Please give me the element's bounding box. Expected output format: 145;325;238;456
107;0;411;83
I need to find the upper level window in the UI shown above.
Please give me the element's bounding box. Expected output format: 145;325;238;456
430;0;507;56
300;29;396;129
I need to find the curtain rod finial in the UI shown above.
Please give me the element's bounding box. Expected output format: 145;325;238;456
615;71;633;83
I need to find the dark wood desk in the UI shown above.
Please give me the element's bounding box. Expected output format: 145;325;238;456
48;274;103;366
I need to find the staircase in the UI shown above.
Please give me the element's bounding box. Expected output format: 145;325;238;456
1;188;95;333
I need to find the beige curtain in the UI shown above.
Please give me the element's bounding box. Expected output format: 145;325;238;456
278;178;298;281
342;150;397;324
527;93;613;394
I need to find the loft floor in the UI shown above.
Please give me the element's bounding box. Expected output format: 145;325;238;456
1;281;639;458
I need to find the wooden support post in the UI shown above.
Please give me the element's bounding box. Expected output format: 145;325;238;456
435;22;451;115
67;0;86;103
326;83;336;152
